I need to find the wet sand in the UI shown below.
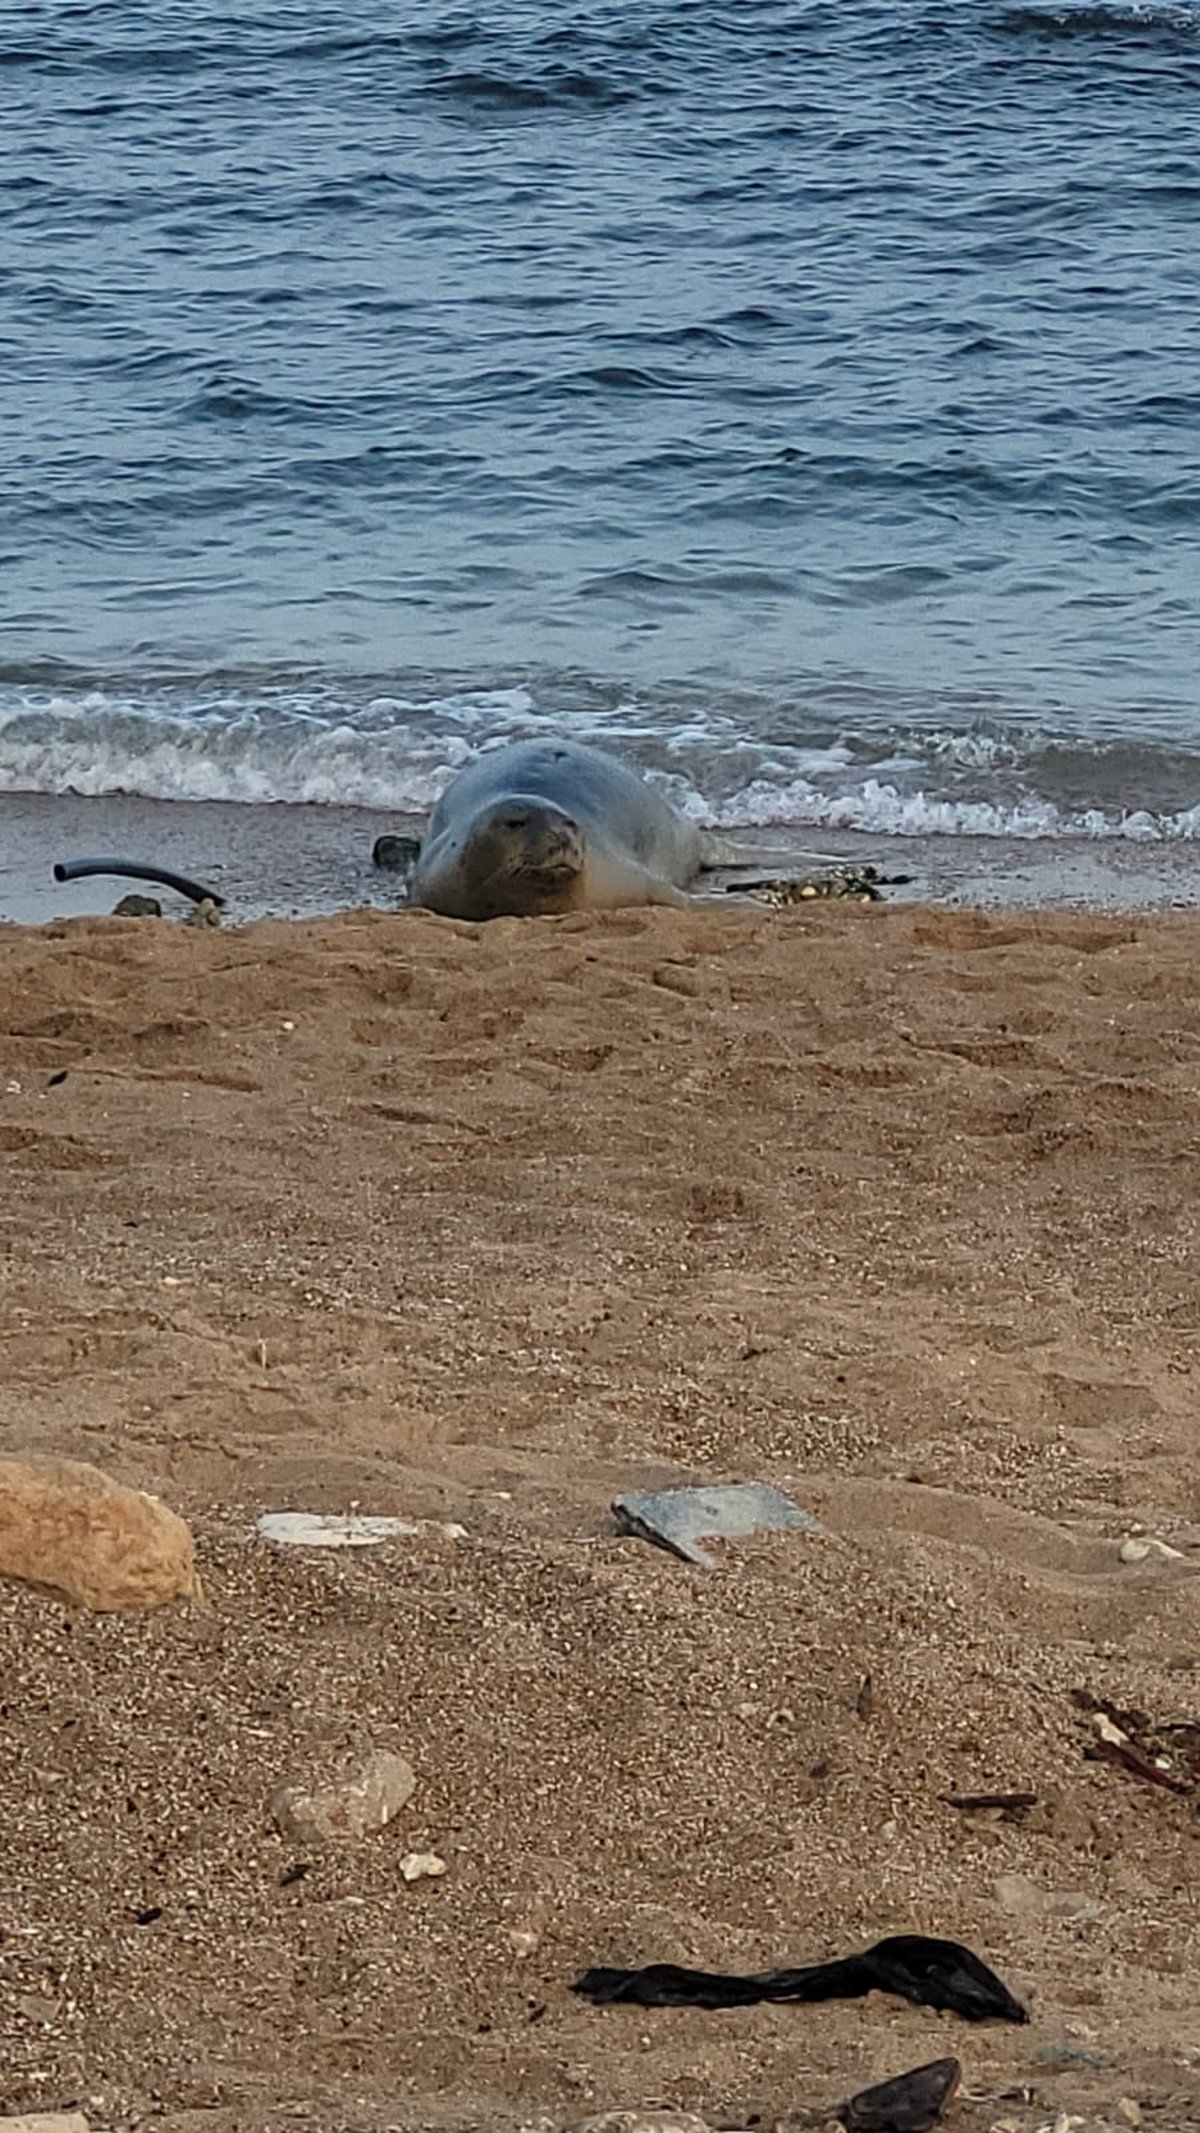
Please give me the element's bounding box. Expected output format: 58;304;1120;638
2;787;1199;927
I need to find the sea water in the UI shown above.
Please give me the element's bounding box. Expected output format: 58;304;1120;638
3;0;1199;837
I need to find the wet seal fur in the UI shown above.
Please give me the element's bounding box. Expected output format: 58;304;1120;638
410;739;709;921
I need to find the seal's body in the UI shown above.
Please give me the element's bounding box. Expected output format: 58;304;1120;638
410;739;705;921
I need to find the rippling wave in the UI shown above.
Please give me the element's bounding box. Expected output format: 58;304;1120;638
2;0;1199;834
4;667;1200;841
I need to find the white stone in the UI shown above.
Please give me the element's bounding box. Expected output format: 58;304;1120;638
255;1511;465;1548
399;1850;447;1882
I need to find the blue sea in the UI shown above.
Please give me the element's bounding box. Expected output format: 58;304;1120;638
3;0;1200;839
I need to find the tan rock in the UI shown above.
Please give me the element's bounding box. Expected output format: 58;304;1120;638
272;1747;416;1842
1;2116;91;2133
0;1455;199;1612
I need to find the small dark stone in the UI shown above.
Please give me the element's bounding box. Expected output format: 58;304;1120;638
841;2057;962;2133
372;833;421;872
112;893;163;917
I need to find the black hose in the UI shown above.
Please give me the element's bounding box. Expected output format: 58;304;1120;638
52;857;225;908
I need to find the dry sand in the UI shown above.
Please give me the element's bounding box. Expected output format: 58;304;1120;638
1;896;1198;2133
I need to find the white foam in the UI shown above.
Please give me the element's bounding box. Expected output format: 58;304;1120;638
2;685;1199;841
683;771;1200;841
0;688;527;810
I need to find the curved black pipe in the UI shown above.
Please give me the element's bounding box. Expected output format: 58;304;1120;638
52;857;225;908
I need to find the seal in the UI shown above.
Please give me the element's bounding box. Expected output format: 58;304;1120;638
409;738;708;921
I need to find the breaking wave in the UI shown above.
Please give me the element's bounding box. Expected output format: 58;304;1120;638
3;674;1200;840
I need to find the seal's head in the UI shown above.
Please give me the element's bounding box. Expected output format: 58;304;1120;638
459;796;586;916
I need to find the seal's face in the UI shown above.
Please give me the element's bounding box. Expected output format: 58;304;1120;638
462;797;586;915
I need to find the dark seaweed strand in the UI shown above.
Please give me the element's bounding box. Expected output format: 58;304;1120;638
52;858;226;908
572;1935;1028;2024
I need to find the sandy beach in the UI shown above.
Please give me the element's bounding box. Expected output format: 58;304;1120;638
2;890;1199;2133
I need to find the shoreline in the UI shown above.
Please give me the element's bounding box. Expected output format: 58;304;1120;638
2;788;1199;927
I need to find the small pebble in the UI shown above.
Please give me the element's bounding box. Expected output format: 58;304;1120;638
399;1850;447;1882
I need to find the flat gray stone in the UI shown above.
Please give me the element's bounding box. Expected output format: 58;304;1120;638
612;1482;822;1568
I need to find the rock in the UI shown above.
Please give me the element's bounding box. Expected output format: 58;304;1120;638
0;1455;199;1612
399;1849;447;1882
565;2117;711;2133
841;2058;961;2133
1117;2103;1142;2128
272;1747;416;1843
112;893;162;917
182;896;221;929
992;1872;1103;1921
612;1481;822;1568
1033;2042;1110;2070
256;1510;466;1548
372;833;421;872
1;2117;90;2133
1119;1535;1185;1564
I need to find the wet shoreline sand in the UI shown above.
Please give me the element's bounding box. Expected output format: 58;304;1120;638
2;787;1199;927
